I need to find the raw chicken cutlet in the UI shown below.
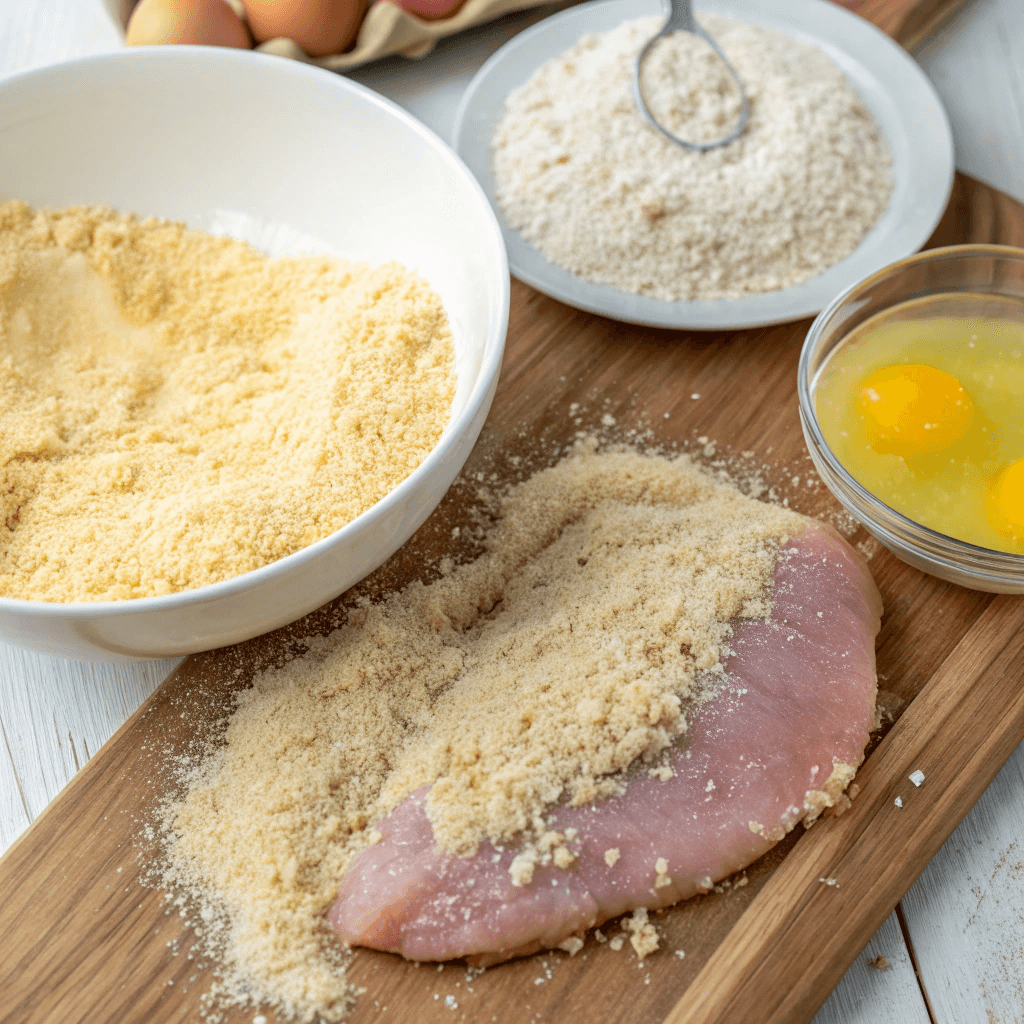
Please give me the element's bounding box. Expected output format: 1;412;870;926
328;522;881;964
161;445;882;1021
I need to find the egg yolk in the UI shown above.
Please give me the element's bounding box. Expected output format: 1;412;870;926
858;363;975;457
989;459;1024;542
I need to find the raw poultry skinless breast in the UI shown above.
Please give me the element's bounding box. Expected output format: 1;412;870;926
328;523;882;964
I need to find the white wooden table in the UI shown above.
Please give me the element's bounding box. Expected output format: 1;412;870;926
1;2;1023;1021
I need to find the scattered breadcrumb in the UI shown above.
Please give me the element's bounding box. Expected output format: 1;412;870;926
553;846;576;869
605;848;622;868
868;954;892;972
802;762;859;827
509;832;577;885
509;851;537;888
824;791;853;818
654;858;672;889
623;908;660;959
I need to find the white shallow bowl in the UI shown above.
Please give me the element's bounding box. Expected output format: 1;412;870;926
453;0;953;329
0;48;509;661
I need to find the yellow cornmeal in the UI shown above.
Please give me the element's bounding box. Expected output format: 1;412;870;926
162;443;805;1022
0;201;455;602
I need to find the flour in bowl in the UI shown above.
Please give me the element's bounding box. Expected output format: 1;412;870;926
493;15;893;301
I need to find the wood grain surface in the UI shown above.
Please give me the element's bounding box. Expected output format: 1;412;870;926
2;170;1021;1024
840;0;971;49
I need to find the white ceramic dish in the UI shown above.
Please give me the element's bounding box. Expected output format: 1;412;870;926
0;47;509;661
452;0;954;330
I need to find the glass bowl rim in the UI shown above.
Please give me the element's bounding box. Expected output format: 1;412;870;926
797;242;1024;576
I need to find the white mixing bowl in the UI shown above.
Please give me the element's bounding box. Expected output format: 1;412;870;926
0;47;509;661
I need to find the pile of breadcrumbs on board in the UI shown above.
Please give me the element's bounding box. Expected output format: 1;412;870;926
493;15;893;301
0;201;453;601
155;438;805;1022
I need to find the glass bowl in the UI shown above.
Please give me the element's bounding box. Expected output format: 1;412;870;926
798;244;1024;594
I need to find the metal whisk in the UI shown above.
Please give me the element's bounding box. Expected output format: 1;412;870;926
632;0;749;152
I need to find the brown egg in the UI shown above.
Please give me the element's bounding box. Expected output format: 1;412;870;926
389;0;467;22
126;0;252;47
243;0;367;58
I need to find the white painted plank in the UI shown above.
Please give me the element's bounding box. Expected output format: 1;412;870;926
901;739;1024;1024
997;0;1024;108
0;0;122;78
915;0;1024;205
0;647;178;833
811;910;932;1024
0;713;31;852
994;0;1024;202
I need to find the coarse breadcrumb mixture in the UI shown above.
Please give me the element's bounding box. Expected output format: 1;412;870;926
0;201;454;601
161;442;805;1021
623;907;660;959
493;15;893;301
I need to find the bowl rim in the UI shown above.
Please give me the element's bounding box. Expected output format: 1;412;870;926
452;0;956;330
0;46;510;618
798;242;1024;576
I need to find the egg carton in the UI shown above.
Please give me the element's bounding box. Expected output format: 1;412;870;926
262;0;579;68
117;0;579;69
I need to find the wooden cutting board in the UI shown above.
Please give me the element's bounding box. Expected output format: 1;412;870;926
7;3;1020;1024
